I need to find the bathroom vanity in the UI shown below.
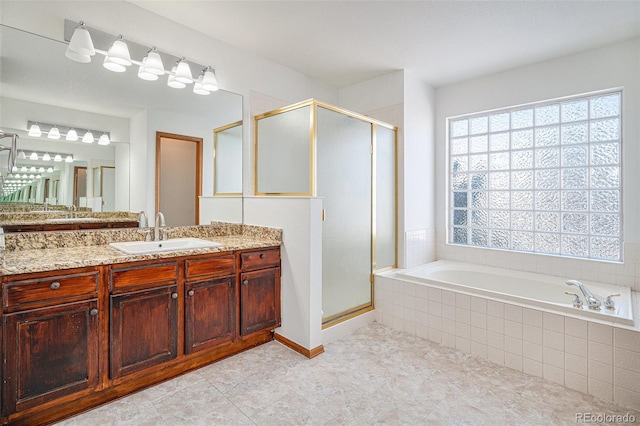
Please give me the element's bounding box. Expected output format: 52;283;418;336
0;224;281;425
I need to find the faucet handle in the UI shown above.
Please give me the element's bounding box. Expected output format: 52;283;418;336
604;293;620;310
564;291;583;308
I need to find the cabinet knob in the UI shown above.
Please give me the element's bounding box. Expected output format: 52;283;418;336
187;290;195;297
242;280;249;285
260;253;265;259
50;282;61;290
89;308;98;316
171;292;178;299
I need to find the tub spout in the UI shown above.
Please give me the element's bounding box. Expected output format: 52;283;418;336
566;280;601;310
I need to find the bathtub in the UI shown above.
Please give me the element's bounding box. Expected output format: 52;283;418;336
394;260;634;326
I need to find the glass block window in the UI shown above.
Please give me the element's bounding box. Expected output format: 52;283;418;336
448;90;622;261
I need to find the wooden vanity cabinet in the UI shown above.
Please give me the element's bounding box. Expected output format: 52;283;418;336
239;248;281;337
184;254;237;354
1;268;100;417
108;261;179;379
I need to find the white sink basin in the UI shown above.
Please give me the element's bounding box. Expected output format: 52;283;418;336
109;238;221;255
45;218;101;223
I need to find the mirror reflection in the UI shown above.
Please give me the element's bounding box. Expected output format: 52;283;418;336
0;24;243;224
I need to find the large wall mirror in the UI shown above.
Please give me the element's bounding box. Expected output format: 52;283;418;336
0;24;243;222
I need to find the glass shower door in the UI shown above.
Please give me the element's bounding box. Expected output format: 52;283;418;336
316;106;373;323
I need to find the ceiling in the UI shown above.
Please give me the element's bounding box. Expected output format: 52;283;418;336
132;1;640;89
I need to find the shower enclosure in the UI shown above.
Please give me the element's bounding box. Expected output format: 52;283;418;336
254;99;397;327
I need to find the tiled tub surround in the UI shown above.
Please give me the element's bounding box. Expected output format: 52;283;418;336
375;268;640;411
0;223;282;275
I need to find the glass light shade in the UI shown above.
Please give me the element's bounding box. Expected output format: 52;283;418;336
193;75;210;96
65;155;74;163
36;175;42;179
201;67;219;92
98;134;110;145
20;166;27;172
47;167;53;173
167;65;186;89
38;167;44;172
42;153;51;161
138;57;159;81
54;154;63;162
103;55;127;72
17;150;26;160
82;131;94;143
29;174;34;179
48;126;61;139
29;152;38;160
143;48;165;76
29;166;36;172
174;59;193;84
65;22;94;63
66;129;78;141
106;36;131;66
28;123;41;137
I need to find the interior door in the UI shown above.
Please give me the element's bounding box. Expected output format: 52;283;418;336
156;132;202;226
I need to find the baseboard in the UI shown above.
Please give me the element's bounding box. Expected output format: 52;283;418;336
274;333;324;359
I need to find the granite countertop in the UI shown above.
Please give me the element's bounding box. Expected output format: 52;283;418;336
0;224;282;276
1;217;139;226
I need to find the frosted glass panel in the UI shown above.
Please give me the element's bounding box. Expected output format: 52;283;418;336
214;123;242;194
317;107;372;320
256;106;311;194
376;125;397;270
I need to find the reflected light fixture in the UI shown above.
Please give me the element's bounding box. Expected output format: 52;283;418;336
47;167;53;173
48;126;61;139
201;66;219;92
20;166;27;172
66;129;78;141
137;57;157;81
65;155;74;163
28;123;42;137
38;167;45;173
65;21;95;63
167;64;186;89
53;154;63;162
29;166;36;172
17;150;26;160
193;75;210;96
82;131;94;143
98;134;110;145
174;58;193;84
42;153;51;161
29;152;38;160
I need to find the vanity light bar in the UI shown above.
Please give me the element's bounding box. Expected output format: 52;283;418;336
27;121;110;145
64;20;219;95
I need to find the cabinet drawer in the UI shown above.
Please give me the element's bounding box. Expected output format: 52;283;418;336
4;271;99;309
110;262;178;290
240;248;280;271
185;254;235;280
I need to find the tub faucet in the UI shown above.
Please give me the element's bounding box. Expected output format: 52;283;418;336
137;211;151;241
154;211;168;241
566;280;601;310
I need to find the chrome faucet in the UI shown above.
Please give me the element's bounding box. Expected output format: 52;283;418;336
566;280;602;310
137;211;151;241
68;204;77;218
154;211;167;241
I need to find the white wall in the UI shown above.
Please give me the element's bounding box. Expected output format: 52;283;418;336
435;38;640;290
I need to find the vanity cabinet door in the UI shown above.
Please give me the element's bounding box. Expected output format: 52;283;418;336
2;300;99;416
185;276;236;354
240;267;281;336
109;285;178;379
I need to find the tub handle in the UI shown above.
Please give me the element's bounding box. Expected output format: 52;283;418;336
564;291;583;309
604;293;620;310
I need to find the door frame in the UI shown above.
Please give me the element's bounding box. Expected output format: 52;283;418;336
73;166;87;206
155;132;203;225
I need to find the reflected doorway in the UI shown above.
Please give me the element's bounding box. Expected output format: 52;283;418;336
156;132;202;226
73;166;87;207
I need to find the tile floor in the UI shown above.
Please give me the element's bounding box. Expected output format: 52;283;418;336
56;323;640;425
